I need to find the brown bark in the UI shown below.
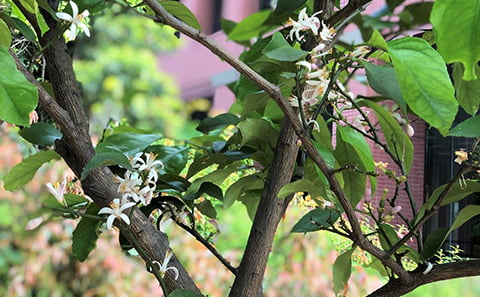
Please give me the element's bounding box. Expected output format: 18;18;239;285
229;119;299;297
11;5;201;293
367;260;480;297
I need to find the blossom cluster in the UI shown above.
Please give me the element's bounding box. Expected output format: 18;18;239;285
99;152;164;230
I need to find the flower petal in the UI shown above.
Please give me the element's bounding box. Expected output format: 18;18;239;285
56;12;73;22
120;213;131;225
98;207;113;215
70;1;79;17
106;215;115;230
165;266;179;280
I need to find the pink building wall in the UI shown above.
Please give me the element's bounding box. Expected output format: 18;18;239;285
157;0;425;221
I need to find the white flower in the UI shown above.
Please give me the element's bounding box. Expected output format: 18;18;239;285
286;8;322;41
114;171;142;201
150;250;179;280
131;152;164;172
56;1;90;41
46;179;67;205
319;21;335;41
98;198;136;230
454;150;468;165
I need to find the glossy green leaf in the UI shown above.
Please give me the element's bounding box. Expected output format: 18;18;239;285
333;247;355;295
170;289;204;297
427;180;480;208
186;163;241;199
146;145;189;175
96;132;161;155
278;179;324;200
430;0;480;80
4;150;60;191
451;205;480;230
81;152;132;180
337;125;374;171
360;100;413;172
0;19;11;48
387;37;458;135
187;154;229;179
361;61;406;113
237;118;279;148
224;175;264;208
228;10;271;41
19;122;62;146
72;204;101;262
0;46;38;126
453;63;480;115
160;1;201;30
291;208;340;233
196;113;240;134
262;32;308;62
449;115;480;137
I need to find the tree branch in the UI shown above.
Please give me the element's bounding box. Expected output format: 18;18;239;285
142;0;411;283
367;260;480;297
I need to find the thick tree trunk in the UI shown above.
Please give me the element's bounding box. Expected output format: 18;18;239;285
229;119;299;297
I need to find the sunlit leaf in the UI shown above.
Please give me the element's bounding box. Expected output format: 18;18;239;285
333;247;355;295
228;10;271;42
453;63;480;115
431;0;480;80
0;47;38;126
0;19;11;48
4;151;60;191
449;115;480;137
387;37;458;135
160;1;201;30
262;32;308;62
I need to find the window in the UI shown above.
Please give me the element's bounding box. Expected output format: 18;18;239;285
424;110;480;257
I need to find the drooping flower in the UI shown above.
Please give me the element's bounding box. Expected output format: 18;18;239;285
454;150;468;165
114;171;143;202
319;22;335;41
286;8;322;41
98;198;136;230
56;1;90;41
131;152;164;184
150;250;179;280
46;179;67;205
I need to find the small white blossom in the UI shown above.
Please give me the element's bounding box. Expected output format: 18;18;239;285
46;179;67;205
114;171;143;202
56;1;90;41
98;198;136;230
319;21;335;41
150;250;179;280
286;8;322;41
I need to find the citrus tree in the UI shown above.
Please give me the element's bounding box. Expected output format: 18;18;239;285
2;0;480;296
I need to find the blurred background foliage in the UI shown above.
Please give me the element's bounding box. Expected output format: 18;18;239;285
73;3;197;138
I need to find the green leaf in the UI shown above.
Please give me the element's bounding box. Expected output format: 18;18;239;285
224;175;264;208
360;100;413;172
4;150;60;191
64;193;89;207
453;63;480;115
367;30;388;50
228;10;271;42
96;132;162;155
0;46;38;126
11;17;36;41
387;37;458;135
278;179;324;200
81;151;132;180
196;199;217;219
337;126;374;172
421;227;449;260
333;247;355;295
170;289;204;297
334;126;366;206
430;0;480;80
291;208;340;233
361;61;406;113
186;154;229;179
19;122;62;146
146;145;189;175
427;180;480;208
237;118;278;148
196;113;240;134
274;0;306;15
160;1;201;30
262;32;308;62
449;115;480;137
72;204;102;262
0;19;11;48
421;205;480;260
